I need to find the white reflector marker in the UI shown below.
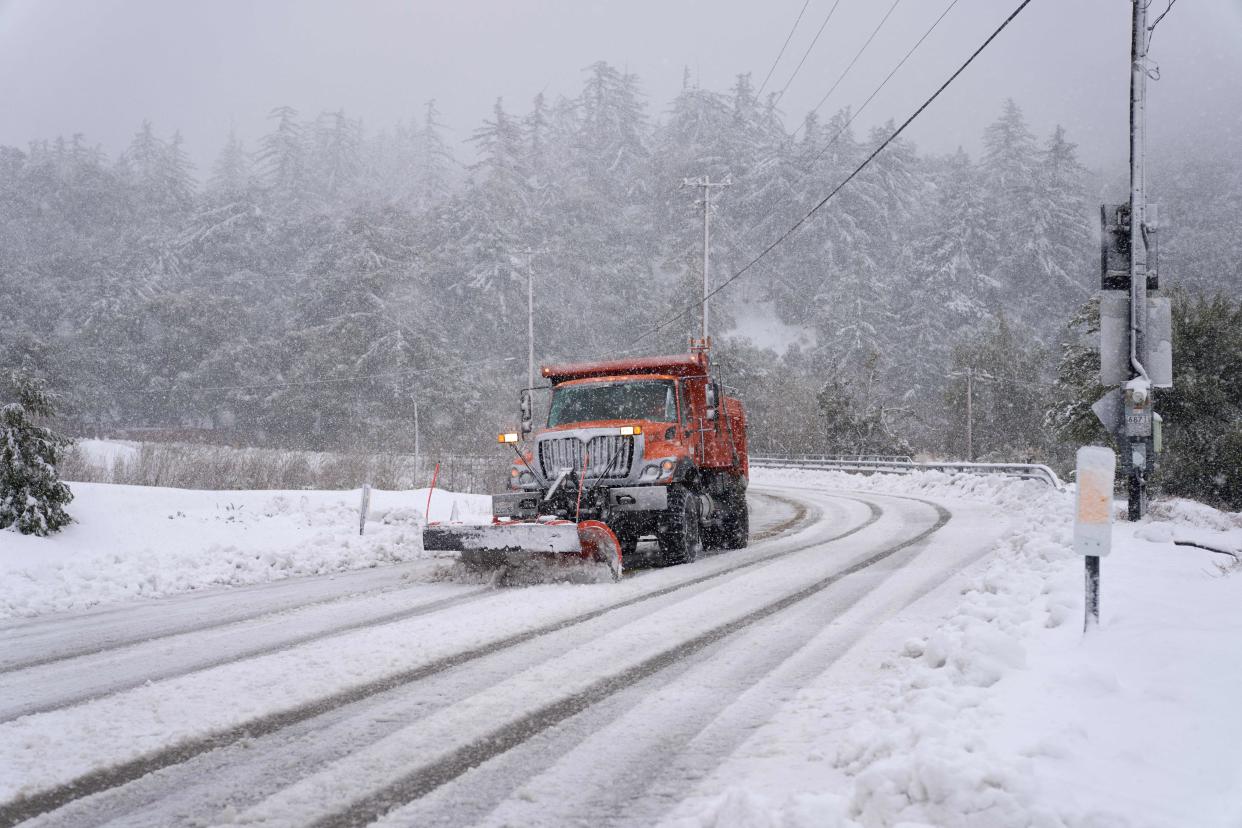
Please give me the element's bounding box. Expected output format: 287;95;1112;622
1075;446;1115;557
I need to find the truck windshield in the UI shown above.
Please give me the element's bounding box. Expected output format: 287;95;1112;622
547;380;677;427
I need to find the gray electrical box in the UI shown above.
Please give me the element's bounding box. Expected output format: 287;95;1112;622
1100;290;1130;386
1146;295;1173;388
1098;291;1172;388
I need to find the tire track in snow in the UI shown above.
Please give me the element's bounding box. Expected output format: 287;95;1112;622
0;562;462;675
16;491;825;828
0;490;800;680
0;489;833;826
0;586;494;723
0;491;805;724
286;496;952;828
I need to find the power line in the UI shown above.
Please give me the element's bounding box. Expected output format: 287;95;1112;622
626;0;1036;350
794;0;903;139
773;0;845;103
727;0;962;257
1146;0;1178;47
805;0;959;167
755;0;813;99
131;356;518;395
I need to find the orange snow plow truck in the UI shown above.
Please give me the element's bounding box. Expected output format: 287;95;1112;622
423;346;749;581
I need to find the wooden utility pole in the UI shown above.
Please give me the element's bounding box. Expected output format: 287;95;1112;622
526;247;536;391
682;176;731;342
949;368;996;462
965;368;973;462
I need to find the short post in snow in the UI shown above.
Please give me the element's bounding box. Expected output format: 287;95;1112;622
1074;446;1116;631
359;483;372;536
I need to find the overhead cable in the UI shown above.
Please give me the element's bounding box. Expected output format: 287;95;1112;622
755;0;813;99
626;0;1037;349
794;0;903;139
733;0;962;251
773;0;845;103
1146;0;1178;47
805;0;959;166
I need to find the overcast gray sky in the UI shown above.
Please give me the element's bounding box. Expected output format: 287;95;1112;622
1;0;1238;175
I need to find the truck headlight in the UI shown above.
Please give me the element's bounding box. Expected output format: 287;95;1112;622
640;459;678;481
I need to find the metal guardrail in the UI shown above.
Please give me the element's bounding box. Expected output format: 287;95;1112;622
751;454;1065;490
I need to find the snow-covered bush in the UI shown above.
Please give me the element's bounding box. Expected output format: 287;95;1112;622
0;372;74;536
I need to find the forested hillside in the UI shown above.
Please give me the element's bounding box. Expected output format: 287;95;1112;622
2;62;1237;460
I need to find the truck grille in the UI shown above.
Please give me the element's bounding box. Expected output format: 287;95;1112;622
539;435;635;480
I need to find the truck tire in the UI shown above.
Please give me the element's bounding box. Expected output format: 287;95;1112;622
656;484;702;566
615;527;640;560
719;488;749;550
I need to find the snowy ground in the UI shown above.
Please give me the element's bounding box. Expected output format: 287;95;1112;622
1;467;1239;827
0;477;489;619
670;468;1242;828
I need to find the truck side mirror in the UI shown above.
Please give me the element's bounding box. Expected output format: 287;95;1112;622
519;389;534;437
705;383;718;422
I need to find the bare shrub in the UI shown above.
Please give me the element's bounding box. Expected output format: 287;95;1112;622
59;444;106;483
68;441;498;491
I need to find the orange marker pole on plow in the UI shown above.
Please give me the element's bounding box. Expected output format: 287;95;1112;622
425;461;441;523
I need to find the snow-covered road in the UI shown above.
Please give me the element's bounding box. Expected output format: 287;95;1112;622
0;482;1007;827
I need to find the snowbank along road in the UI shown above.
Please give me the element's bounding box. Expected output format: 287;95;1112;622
0;480;1008;827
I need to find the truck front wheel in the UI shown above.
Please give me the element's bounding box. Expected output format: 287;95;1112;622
614;526;640;560
656;484;703;566
719;488;749;549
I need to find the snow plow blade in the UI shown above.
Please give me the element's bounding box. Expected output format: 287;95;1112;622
423;519;622;582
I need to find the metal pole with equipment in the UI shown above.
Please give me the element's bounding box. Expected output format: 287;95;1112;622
1094;0;1173;521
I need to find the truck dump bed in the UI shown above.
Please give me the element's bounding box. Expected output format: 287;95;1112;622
541;353;709;385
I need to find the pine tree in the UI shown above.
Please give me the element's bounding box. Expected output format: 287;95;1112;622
816;360;913;457
980;100;1040;327
574;61;649;201
896;149;998;406
415;99;455;209
982;99;1037;217
944;317;1051;461
1148;293;1242;509
1044;296;1111;450
1;371;73;536
207;130;253;198
257;106;307;198
311;109;362;197
1028;125;1093;319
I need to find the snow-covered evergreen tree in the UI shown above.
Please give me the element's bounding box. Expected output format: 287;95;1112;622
311;109;362;198
414;99;456;209
981;100;1039;320
207;131;253;198
1;78;1236;461
1;371;73;536
1028;125;1093;321
1044;296;1110;449
257;105;307;198
943;317;1052;460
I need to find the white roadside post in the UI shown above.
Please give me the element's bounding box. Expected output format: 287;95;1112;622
1075;446;1116;631
359;483;372;537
